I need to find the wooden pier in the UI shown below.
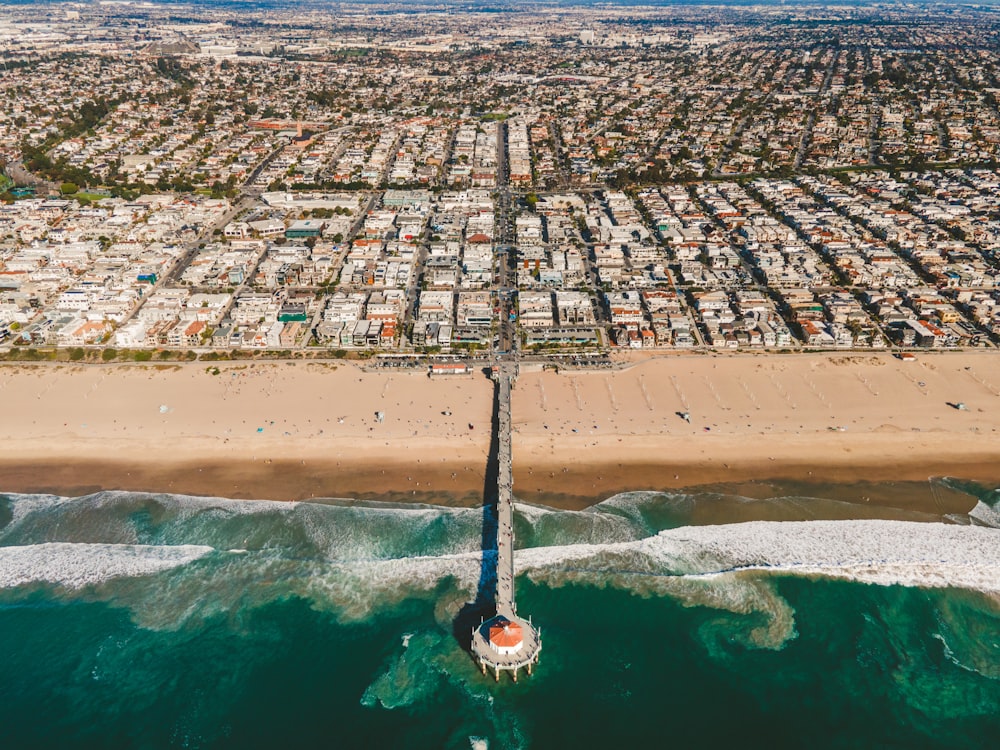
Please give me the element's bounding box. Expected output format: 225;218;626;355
469;360;541;682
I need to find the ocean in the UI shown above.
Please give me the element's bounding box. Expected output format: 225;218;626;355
1;479;999;749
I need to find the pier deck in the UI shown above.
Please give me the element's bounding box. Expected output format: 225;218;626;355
496;361;515;619
469;360;541;682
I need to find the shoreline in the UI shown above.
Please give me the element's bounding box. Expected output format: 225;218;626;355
0;352;997;514
0;446;995;516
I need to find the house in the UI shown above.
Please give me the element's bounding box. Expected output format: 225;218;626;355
183;320;207;346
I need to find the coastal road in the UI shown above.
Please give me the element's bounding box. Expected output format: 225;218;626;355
493;120;518;358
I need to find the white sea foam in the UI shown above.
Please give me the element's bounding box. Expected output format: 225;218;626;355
5;495;1000;646
125;491;302;516
289;520;1000;648
589;490;680;512
968;498;1000;529
1;490;302;539
267;520;1000;625
3;493;72;525
513;498;650;547
301;552;482;622
931;632;987;678
518;520;1000;594
511;502;555;521
0;542;214;589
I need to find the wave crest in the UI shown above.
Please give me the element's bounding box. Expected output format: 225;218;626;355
2;491;999;649
0;542;213;589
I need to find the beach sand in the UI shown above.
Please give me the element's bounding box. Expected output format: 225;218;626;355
0;352;998;508
0;361;494;502
513;351;1000;507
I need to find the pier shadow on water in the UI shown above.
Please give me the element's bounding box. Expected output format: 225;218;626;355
452;375;500;653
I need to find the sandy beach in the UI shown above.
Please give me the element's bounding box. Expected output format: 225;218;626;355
513;352;1000;505
0;352;998;507
0;361;495;503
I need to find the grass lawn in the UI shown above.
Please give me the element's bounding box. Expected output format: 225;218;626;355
74;191;111;202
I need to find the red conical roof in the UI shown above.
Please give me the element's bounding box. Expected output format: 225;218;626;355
489;619;523;648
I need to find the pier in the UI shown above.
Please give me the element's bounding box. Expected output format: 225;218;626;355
469;360;542;682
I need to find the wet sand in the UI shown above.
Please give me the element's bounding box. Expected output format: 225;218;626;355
0;455;488;506
0;455;993;515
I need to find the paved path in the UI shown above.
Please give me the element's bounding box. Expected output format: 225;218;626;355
495;361;516;619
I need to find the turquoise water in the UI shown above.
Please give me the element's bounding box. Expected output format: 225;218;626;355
1;481;999;749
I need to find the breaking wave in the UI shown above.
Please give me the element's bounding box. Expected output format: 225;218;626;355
0;485;997;645
1;482;998;749
0;542;214;589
